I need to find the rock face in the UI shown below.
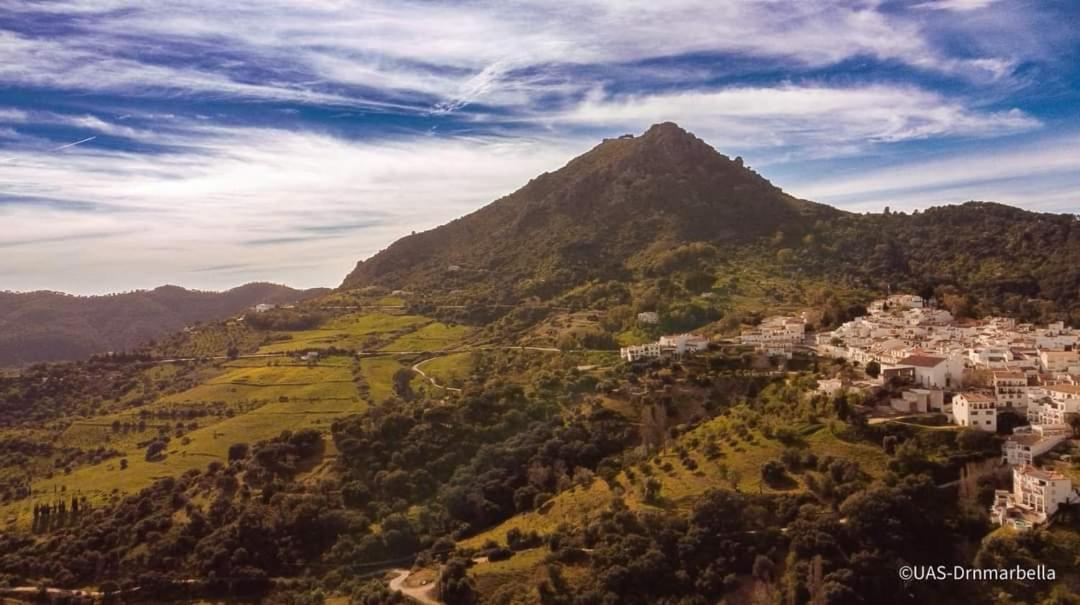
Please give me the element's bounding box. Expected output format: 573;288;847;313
341;122;839;296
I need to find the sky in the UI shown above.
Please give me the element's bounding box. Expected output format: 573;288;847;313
1;0;1079;294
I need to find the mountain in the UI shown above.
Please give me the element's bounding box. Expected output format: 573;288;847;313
342;122;841;298
0;282;329;365
343;123;1080;324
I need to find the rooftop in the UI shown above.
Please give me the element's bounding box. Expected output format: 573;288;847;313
897;354;946;368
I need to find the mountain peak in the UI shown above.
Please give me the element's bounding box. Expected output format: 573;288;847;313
342;125;842;294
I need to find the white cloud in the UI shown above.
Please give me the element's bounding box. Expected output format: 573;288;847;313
915;0;999;11
549;84;1040;156
788;132;1080;211
0;124;586;293
0;0;1033;111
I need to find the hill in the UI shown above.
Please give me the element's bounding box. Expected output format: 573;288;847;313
342;122;841;299
0;283;328;365
343;123;1080;326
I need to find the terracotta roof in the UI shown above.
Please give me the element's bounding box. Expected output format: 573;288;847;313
1048;384;1080;395
958;391;995;403
897;354;946;368
993;371;1026;380
1019;465;1066;482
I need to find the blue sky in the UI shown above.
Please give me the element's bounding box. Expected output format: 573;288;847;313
1;0;1079;293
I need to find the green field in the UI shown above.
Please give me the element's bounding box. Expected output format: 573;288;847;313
257;313;430;353
17;395;364;507
359;355;408;403
380;322;472;352
159;362;357;403
416;352;473;386
0;358;366;526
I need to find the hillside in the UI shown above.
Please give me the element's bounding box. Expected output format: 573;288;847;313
343;123;1080;326
0;283;328;365
343;122;841;298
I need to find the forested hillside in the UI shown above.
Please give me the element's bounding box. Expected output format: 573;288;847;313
0;283;328;365
343;123;1080;326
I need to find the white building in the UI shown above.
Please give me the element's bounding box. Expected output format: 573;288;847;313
991;465;1075;529
1039;349;1080;373
620;342;662;362
253;303;276;313
896;354;964;389
636;311;660;325
621;334;708;362
992;370;1029;410
659;333;710;355
953;392;997;431
1029;385;1080;425
890;388;945;414
739;315;806;355
1002;425;1071;466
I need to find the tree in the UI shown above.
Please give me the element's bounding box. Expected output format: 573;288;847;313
882;435;898;455
145;440;166;461
438;558;476;605
119;458;128;470
226;346;240;360
392;368;414;401
228;442;250;462
865;360;881;379
752;555;776;581
761;460;787;486
956;428;995;452
641;477;662;504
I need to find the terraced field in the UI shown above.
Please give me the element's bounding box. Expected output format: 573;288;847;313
160;362;358;403
258;313;429;353
461;419;889;549
1;356;366;525
380;321;472;352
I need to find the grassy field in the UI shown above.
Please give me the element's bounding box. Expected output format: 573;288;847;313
1;357;366;526
158;362;358;403
257;313;430;353
359;355;407;403
5;393;365;523
380;322;472;352
416;352;473;386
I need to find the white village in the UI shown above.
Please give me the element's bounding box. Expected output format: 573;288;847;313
623;292;1080;531
810;293;1080;530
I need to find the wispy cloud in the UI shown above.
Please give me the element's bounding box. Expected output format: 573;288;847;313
0;124;583;292
548;84;1040;158
0;0;1076;292
788;132;1080;210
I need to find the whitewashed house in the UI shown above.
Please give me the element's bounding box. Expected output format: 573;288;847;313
1002;425;1072;466
1039;349;1080;373
992;370;1029;410
896;354;964;389
953;392;997;431
991;466;1075;529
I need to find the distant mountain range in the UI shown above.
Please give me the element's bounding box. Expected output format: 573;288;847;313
0;283;328;365
344;122;1080;324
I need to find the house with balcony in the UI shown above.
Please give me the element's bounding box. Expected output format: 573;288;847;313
991;465;1075;530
